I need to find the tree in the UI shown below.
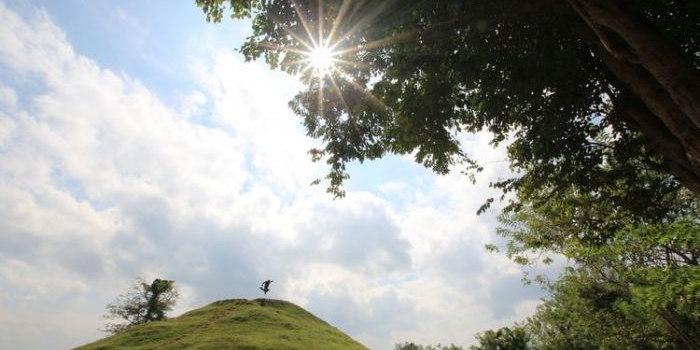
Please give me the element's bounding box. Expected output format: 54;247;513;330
470;326;534;350
496;184;700;349
103;278;179;334
196;0;700;200
527;269;681;350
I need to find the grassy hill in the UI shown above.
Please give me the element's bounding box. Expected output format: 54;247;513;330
72;299;369;350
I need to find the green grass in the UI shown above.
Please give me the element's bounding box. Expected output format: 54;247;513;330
72;299;369;350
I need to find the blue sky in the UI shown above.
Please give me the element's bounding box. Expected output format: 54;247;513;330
0;1;551;349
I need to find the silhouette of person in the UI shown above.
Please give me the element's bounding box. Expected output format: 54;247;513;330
260;279;273;295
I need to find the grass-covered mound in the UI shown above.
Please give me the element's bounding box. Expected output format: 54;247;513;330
73;298;369;350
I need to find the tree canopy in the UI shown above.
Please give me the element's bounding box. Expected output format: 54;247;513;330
196;0;700;202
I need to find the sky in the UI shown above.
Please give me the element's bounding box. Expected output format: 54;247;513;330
0;1;551;349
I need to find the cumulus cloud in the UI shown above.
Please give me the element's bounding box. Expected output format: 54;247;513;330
0;3;545;350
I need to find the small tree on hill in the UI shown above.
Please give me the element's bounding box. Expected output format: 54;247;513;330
102;277;179;334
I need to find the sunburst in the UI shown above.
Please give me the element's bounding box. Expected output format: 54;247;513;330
271;0;407;117
306;41;337;76
281;0;353;79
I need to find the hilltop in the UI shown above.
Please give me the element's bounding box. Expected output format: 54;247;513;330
72;298;369;350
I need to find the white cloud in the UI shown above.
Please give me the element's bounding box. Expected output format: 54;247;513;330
192;50;320;195
0;85;17;110
380;180;407;193
0;3;546;350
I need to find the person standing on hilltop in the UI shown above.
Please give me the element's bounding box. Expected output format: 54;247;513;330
260;280;273;295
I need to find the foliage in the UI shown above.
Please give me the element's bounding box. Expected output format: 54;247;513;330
79;299;369;350
527;269;680;350
196;0;700;201
496;185;700;349
469;326;533;350
103;278;179;334
496;180;698;267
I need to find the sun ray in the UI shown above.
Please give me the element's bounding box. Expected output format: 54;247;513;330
279;25;315;52
326;57;372;72
318;78;325;125
345;77;392;114
323;0;394;53
329;75;351;115
327;0;352;45
259;41;309;56
334;29;417;58
317;0;323;47
290;0;318;48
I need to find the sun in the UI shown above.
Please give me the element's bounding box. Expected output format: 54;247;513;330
307;43;336;76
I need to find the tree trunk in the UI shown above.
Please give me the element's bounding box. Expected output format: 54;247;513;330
615;94;700;196
568;0;700;197
657;309;700;350
599;50;700;196
569;0;700;129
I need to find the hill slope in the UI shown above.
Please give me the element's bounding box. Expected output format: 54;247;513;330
72;299;369;350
